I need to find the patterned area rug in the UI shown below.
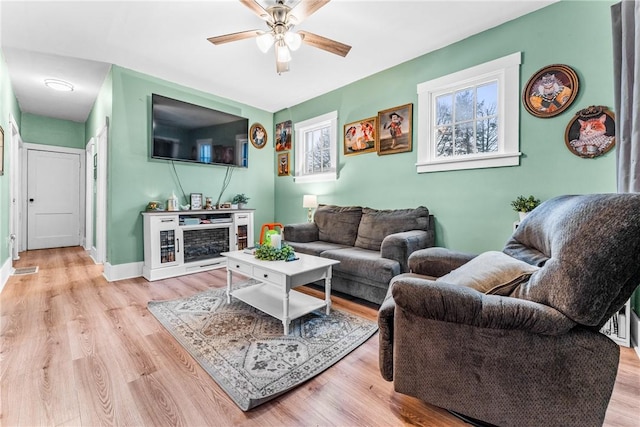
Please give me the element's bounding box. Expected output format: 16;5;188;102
147;281;378;411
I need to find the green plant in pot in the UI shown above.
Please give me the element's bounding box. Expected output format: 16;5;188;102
232;193;250;209
511;195;541;220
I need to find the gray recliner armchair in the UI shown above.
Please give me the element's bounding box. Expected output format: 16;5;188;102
379;194;640;427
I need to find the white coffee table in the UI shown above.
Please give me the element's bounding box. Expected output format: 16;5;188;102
222;250;340;335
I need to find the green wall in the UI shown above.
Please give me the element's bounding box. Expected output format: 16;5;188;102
0;50;21;267
21;113;85;148
274;0;617;254
106;66;274;265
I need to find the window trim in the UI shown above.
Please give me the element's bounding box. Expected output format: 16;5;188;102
416;52;522;173
294;110;338;183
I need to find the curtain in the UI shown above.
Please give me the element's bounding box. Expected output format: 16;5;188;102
612;0;640;193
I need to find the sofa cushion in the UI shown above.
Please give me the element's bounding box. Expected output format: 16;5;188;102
436;251;539;296
321;247;400;286
355;206;430;251
314;205;363;246
286;241;350;257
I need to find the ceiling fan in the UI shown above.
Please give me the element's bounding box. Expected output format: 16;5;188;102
207;0;351;74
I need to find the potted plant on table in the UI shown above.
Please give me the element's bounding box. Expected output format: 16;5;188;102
511;195;541;221
232;193;250;209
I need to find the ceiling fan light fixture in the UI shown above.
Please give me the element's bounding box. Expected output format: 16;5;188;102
276;42;291;63
284;31;302;51
256;32;275;53
44;78;74;92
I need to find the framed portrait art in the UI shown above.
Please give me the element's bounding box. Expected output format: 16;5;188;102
275;120;292;152
343;117;377;156
277;152;290;176
564;105;615;159
377;104;412;155
250;123;267;149
523;64;579;118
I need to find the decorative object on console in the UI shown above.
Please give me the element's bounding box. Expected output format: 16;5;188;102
344;117;377;155
231;193;250;209
190;193;203;210
564;105;616;158
523;64;579;118
146;201;160;211
302;194;318;222
510;195;540;221
205;197;213;210
148;281;377;410
250;123;267;149
167;193;178;211
377;104;413;155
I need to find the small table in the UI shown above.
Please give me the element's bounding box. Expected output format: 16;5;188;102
222;250;339;335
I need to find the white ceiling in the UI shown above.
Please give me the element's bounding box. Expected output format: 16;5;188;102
0;0;557;123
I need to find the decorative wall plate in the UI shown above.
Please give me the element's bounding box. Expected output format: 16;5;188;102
523;64;578;118
564;105;615;158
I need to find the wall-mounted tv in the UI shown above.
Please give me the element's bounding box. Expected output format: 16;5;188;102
151;94;249;168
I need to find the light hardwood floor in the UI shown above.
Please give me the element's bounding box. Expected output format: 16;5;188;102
1;247;639;426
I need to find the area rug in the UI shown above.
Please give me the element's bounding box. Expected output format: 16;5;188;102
147;281;378;411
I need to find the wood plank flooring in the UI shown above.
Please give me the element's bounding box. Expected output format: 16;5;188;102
1;247;639;426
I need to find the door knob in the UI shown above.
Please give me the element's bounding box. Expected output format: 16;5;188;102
29;198;34;202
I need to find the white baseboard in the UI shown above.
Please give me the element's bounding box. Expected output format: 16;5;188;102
631;309;640;359
103;261;143;282
0;256;13;293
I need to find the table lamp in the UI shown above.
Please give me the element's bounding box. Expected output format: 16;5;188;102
302;195;318;222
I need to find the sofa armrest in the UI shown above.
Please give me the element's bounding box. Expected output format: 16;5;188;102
378;291;396;381
391;277;576;335
283;223;319;243
408;247;477;277
380;230;434;273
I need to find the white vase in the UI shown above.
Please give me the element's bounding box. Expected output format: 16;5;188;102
518;211;528;221
238;203;246;210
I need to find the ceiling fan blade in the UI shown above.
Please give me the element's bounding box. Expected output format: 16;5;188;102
240;0;269;19
298;30;351;57
289;0;330;24
207;30;261;45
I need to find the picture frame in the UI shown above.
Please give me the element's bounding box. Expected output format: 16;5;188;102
523;64;579;118
277;152;290;176
249;123;267;149
0;125;4;176
190;193;203;210
377;103;413;155
275;120;292;152
343;117;377;156
564;105;615;158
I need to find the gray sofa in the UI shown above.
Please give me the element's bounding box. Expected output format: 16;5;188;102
283;204;435;304
379;194;640;427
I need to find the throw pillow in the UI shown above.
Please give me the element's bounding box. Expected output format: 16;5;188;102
436;251;539;295
314;205;363;246
354;206;429;251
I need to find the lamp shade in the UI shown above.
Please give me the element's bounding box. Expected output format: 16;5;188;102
302;195;318;208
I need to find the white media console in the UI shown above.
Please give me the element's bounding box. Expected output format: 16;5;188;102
141;209;254;281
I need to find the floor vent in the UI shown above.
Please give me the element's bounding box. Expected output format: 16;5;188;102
12;266;39;275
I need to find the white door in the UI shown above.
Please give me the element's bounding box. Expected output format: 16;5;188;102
27;149;81;249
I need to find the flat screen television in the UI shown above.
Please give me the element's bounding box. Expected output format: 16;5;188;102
151;94;249;168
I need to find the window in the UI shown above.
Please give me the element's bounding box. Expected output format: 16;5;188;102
416;52;521;173
294;111;338;183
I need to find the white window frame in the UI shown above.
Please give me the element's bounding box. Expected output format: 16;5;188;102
294;110;338;183
416;52;522;173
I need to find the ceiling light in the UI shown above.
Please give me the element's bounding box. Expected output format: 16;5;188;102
44;78;74;92
276;42;291;63
284;31;302;51
256;32;275;53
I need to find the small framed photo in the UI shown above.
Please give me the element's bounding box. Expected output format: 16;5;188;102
190;193;203;210
564;105;615;158
344;117;377;156
523;64;579;118
277;152;290;177
377;103;413;155
250;123;267;149
275;120;292;152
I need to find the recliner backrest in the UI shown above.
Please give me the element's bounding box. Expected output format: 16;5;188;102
504;194;640;328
